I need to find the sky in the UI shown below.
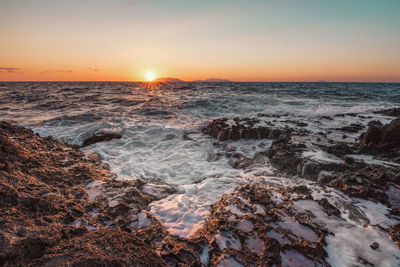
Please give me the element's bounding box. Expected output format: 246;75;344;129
0;0;399;82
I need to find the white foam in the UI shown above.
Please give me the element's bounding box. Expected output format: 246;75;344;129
292;199;400;266
302;150;342;164
347;154;400;167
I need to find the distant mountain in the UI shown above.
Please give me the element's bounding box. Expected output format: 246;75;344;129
192;78;232;83
155;77;184;83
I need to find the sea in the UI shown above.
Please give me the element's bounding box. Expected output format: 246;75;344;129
1;81;400;265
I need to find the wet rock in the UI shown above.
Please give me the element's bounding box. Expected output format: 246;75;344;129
301;162;320;178
317;198;340;216
0;121;167;265
320;143;354;157
267;137;305;176
359;118;400;154
202;117;289;141
192;183;328;266
328;166;399;206
368;120;383;127
81;132;122;147
374;107;400;117
338;123;364;133
33;229;166;266
370;242;379;250
390;224;400;248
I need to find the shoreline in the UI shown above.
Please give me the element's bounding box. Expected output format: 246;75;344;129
1;110;400;265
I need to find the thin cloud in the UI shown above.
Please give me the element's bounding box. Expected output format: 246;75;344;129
0;67;21;73
55;70;73;73
89;68;100;72
40;69;73;74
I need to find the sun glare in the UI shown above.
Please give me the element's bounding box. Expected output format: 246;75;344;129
145;71;156;82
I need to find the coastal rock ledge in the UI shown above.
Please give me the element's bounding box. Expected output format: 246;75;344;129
0;121;165;266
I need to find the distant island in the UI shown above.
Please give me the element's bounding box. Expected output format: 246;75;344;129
154;77;232;83
155;77;184;83
192;78;232;83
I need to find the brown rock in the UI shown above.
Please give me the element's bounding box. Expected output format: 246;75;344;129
359;118;400;151
374;107;400;117
202;117;289;141
81;132;122;147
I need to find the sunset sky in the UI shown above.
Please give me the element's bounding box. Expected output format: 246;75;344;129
1;0;399;82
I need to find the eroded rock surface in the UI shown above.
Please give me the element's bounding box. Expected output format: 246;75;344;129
359;118;400;158
81;132;122;148
374;107;400;117
0;121;164;266
202;117;290;141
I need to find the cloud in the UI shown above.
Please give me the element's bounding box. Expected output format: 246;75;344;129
55;70;73;73
0;67;21;73
40;69;73;74
89;68;100;72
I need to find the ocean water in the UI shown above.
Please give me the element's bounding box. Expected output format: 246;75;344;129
1;81;400;264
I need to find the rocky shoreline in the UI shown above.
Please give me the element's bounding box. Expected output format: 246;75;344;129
1;108;400;266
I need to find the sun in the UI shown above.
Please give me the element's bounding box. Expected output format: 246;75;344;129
144;71;157;82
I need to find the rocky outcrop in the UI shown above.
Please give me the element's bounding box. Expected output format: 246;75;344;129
359;118;400;149
192;183;329;266
374;107;400;117
0;121;164;266
81;132;122;148
266;137;344;181
202;117;290;141
359;118;400;160
338;123;364;133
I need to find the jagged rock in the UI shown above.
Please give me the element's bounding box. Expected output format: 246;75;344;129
317;198;340;216
192;183;329;266
338;123;364;133
202;117;289;141
368;120;383;127
320;143;354;157
267;137;305;176
0;121;165;265
390;224;400;248
32;229;166;266
81;132;122;147
370;242;379;250
374;107;400;117
359;118;400;153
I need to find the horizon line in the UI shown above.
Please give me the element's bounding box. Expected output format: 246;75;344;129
1;80;400;83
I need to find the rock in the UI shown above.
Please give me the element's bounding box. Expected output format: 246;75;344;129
370;242;379;250
368;120;383;127
267;137;305;176
0;121;167;265
339;123;364;133
301;162;320;179
202;117;289;141
192;183;328;266
359;118;400;153
317;198;340;216
320;143;354;157
81;132;122;147
374;107;400;117
390;224;400;249
33;229;166;266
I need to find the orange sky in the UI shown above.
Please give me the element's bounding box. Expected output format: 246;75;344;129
1;0;399;82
